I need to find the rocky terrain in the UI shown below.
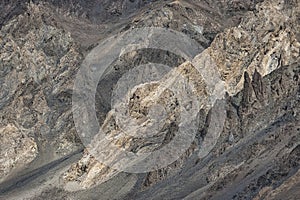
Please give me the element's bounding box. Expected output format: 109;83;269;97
0;0;299;200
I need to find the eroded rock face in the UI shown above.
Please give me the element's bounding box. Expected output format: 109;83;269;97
0;2;83;183
62;150;118;191
209;0;300;95
61;0;300;194
0;0;299;199
0;124;37;181
63;60;210;189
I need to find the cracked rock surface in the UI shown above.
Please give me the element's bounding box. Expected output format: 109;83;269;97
0;0;299;200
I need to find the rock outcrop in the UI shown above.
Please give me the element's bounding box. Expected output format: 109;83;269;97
60;0;300;193
0;124;37;181
0;2;83;182
0;0;299;199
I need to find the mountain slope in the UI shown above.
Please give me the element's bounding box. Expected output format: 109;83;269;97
0;0;299;199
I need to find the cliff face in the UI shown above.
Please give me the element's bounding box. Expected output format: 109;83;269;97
0;0;299;200
0;2;83;183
